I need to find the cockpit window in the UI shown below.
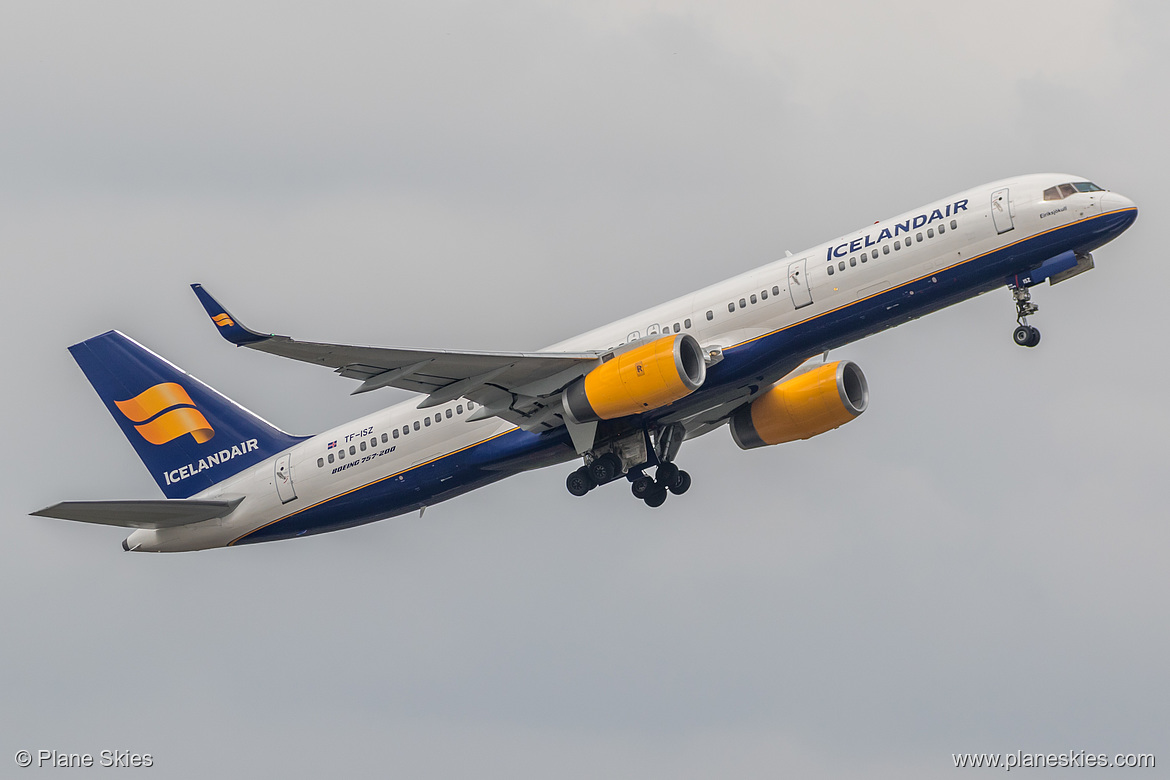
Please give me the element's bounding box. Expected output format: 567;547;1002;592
1045;181;1105;201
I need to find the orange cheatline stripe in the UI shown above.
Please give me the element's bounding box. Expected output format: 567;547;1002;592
228;427;519;545
114;382;197;423
726;208;1136;353
133;407;214;445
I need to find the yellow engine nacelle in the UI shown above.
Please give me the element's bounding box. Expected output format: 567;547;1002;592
729;360;868;449
564;334;707;423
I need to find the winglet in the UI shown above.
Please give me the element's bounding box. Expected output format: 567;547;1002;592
191;284;272;346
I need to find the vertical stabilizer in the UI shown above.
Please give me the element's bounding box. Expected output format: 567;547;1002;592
69;331;305;499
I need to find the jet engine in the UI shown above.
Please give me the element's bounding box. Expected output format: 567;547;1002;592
729;360;868;449
564;334;706;423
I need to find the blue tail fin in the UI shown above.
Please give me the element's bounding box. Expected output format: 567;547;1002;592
69;331;306;499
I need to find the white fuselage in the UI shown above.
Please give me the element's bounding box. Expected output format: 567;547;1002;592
125;174;1137;551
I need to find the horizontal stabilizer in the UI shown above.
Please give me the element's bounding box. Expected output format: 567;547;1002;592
31;497;244;529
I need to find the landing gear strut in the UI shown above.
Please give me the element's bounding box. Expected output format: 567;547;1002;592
1011;286;1041;348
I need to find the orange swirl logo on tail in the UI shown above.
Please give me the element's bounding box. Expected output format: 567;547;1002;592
115;383;215;445
212;313;235;328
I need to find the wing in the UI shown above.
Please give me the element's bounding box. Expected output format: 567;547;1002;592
191;284;602;432
31;497;245;529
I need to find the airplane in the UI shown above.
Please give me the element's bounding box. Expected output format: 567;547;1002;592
32;174;1137;552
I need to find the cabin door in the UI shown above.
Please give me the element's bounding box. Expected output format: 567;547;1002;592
991;188;1014;234
788;258;813;309
275;453;297;504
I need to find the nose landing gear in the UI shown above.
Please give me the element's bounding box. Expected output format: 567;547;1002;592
1011;286;1041;348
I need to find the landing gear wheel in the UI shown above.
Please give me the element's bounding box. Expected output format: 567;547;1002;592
587;453;621;485
668;470;691;495
1013;324;1041;348
656;462;679;487
644;487;668;508
566;467;594;497
631;475;655;499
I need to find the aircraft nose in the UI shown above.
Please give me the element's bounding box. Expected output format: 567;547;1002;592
1101;191;1137;213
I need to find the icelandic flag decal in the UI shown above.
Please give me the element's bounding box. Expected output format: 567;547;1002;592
327;441;337;449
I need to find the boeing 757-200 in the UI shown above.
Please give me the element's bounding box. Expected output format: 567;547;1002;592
32;174;1138;552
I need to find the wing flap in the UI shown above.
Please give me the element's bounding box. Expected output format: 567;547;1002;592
31;497;245;529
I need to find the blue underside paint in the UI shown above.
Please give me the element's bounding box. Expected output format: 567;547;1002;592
234;208;1137;545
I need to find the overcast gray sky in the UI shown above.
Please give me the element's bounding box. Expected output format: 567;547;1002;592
2;2;1166;778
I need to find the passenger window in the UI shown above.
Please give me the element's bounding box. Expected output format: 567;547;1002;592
673;322;681;332
371;438;377;448
927;228;934;238
446;409;452;418
684;318;691;328
894;241;901;250
728;302;735;312
468;402;476;410
1059;183;1077;198
827;265;835;275
905;236;912;246
883;245;890;254
349;446;356;455
360;441;366;451
849;257;856;267
916;232;923;241
392;429;399;439
424;417;431;427
950;219;957;229
435;413;441;423
838;261;845;271
706;310;714;321
760;290;768;300
647;324;660;336
338;449;344;459
938;224;945;234
381;433;388;443
317;457;324;468
456;404;464;414
413;421;420;431
328;453;335;463
860;254;867;263
1043;186;1061;201
772;286;780;296
749;294;757;305
739;298;747;308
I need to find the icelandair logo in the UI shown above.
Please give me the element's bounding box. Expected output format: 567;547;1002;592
114;383;260;486
163;439;259;486
826;199;969;261
212;313;235;328
115;383;215;445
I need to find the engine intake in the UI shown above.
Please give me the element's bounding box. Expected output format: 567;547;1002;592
564;334;706;423
730;360;868;449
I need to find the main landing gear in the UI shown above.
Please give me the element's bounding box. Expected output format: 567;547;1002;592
564;424;692;508
565;459;692;507
1011;286;1041;348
